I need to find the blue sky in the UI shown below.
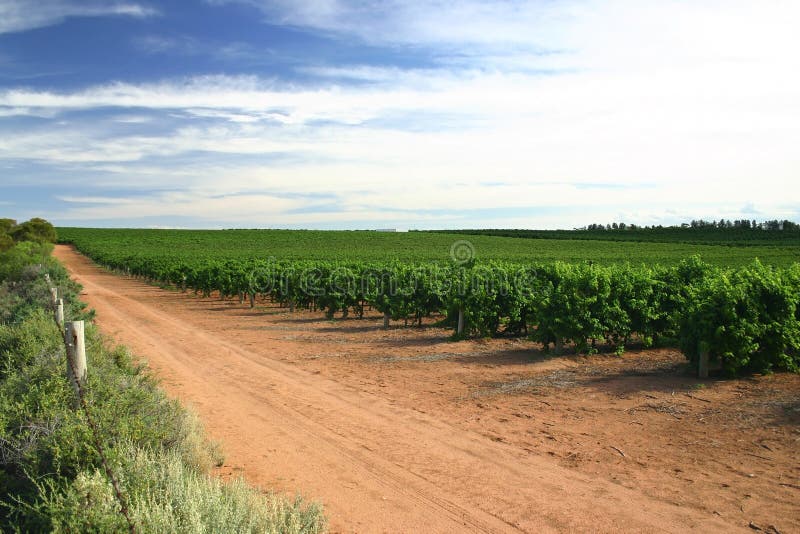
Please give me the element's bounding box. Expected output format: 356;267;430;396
0;0;798;229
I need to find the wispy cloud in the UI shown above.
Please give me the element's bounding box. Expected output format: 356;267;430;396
0;1;158;34
212;0;565;48
0;106;59;118
132;34;265;62
58;195;138;204
219;0;800;76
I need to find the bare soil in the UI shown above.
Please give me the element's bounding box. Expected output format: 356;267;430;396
54;245;799;533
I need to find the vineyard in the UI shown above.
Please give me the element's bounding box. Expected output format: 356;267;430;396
57;227;800;266
58;227;800;375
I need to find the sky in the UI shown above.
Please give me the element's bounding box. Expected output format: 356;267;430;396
0;0;798;230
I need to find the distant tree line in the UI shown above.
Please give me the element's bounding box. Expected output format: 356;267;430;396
425;219;800;246
0;217;57;251
581;219;799;231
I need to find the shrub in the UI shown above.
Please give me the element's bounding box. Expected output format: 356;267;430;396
679;260;800;374
42;443;325;534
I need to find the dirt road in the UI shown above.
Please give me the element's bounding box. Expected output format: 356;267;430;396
55;245;782;533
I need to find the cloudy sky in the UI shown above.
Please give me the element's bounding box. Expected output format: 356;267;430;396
1;0;798;229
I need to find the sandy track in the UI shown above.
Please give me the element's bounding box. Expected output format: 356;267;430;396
54;245;738;533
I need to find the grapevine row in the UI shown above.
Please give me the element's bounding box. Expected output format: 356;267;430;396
65;234;800;376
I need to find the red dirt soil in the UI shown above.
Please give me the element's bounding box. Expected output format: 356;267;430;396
54;245;799;533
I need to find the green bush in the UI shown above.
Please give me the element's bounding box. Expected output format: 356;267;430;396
0;242;54;284
531;263;604;352
0;310;64;377
0;234;12;253
0;256;89;327
0;219;15;254
41;443;325;534
679;260;800;374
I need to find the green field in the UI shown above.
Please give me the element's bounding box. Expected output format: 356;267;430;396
58;228;800;267
55;226;800;376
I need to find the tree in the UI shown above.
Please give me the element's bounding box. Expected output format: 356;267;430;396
0;233;13;252
0;218;15;252
9;217;57;244
0;218;15;234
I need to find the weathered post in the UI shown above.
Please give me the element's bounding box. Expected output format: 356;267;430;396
698;348;709;379
249;292;256;308
555;338;564;355
383;310;390;329
55;298;64;330
50;286;58;307
457;307;465;336
65;321;87;396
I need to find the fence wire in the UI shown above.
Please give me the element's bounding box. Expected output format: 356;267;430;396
50;275;136;533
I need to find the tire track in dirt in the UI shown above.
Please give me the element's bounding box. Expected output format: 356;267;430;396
55;245;739;533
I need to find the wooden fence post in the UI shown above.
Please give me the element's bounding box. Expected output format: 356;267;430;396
55;298;64;330
698;348;709;379
65;321;87;395
383;310;390;329
457;307;465;335
50;286;58;306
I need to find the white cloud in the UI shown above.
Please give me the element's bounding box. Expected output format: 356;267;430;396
54;188;451;226
214;0;567;49
0;106;56;118
111;114;153;124
220;1;800;73
0;1;158;34
133;35;185;54
58;195;138;204
132;34;263;62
